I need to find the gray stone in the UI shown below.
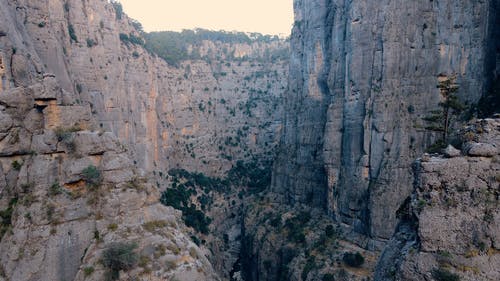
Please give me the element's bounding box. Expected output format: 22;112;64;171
62;157;96;184
31;130;58;154
443;144;461;158
0;109;13;134
466;143;498;157
28;75;62;101
0;127;32;156
0;87;34;114
73;131;118;156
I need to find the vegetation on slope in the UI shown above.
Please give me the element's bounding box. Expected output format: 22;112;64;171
159;160;272;234
144;29;288;66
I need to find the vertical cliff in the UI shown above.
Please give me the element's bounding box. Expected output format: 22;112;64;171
273;0;499;242
0;1;221;280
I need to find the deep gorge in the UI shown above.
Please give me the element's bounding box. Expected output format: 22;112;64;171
0;0;499;281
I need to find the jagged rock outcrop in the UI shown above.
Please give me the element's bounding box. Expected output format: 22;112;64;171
273;0;499;243
376;118;500;281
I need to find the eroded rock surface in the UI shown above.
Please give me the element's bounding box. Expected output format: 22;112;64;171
376;118;500;281
7;0;287;177
0;1;222;280
273;0;499;244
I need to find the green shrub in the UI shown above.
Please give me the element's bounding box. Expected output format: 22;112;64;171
82;165;102;188
142;220;168;232
111;1;123;20
138;255;151;268
325;224;335;238
301;256;316;280
226;160;272;194
49;182;63;196
86;38;96;47
46;203;56;223
38;22;46;28
107;223;118;231
102;242;138;280
426;139;447;154
0;198;17;240
432;268;460;281
183;206;211;234
11;160;22;171
284;212;310;244
68;24;77;42
343;252;365;267
128;33;144;45
83;266;94;277
160;184;211;234
119;33;144;45
322;273;335;281
191;235;201;246
55;126;76;142
54;126;80;152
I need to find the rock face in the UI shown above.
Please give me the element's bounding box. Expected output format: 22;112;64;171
5;0;287;177
0;1;244;280
376;118;500;281
273;0;500;242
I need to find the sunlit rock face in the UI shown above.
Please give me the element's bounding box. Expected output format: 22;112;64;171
273;0;499;243
4;0;287;178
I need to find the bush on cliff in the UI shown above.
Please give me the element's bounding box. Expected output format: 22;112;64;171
102;242;138;280
343;252;365;267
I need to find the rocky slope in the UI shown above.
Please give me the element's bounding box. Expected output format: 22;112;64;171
273;0;499;244
376;117;500;281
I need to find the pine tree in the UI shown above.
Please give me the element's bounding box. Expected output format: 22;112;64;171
423;74;465;144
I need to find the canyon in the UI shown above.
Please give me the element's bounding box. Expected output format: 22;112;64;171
0;0;499;281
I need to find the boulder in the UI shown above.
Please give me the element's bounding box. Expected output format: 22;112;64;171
443;144;461;158
466;143;498;157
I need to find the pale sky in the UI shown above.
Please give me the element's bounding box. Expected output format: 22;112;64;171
119;0;294;36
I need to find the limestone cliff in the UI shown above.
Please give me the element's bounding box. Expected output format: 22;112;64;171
0;0;296;280
376;118;500;281
273;0;499;243
4;0;287;178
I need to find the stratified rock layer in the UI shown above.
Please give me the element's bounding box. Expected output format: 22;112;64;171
273;0;499;242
